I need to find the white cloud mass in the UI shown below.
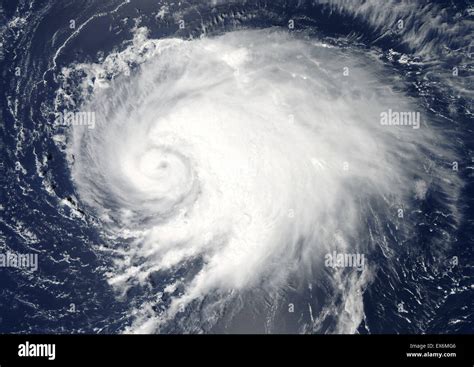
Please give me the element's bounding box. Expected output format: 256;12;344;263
65;28;460;333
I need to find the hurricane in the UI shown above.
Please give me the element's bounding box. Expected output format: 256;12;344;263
0;0;472;334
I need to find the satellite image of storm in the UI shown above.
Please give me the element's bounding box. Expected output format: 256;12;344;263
0;0;472;338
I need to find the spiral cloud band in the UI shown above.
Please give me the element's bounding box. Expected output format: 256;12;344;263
65;28;457;333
